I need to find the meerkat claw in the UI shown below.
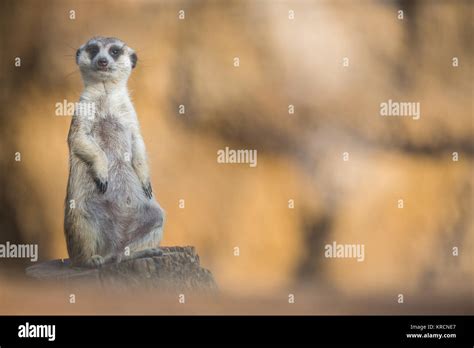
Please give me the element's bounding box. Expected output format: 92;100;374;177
94;178;108;194
143;183;153;199
87;255;105;268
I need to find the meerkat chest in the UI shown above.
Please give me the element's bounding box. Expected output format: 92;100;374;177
94;93;132;118
91;96;136;159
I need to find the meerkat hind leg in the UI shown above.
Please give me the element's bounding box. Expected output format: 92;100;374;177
113;206;164;263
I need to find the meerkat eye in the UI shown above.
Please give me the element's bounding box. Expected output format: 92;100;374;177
109;46;122;58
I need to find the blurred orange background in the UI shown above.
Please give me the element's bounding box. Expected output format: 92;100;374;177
0;0;472;313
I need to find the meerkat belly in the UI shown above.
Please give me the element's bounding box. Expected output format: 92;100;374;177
93;116;142;198
93;116;132;165
89;116;146;242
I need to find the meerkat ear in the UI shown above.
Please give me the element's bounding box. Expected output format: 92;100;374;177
75;49;81;65
130;52;138;69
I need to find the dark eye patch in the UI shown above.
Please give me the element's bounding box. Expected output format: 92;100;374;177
109;46;123;60
85;44;100;59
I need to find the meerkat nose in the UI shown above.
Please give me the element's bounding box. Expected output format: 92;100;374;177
97;58;108;67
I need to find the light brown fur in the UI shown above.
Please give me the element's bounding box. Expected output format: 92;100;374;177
64;37;164;267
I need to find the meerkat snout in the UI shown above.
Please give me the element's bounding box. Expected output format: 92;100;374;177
76;36;138;82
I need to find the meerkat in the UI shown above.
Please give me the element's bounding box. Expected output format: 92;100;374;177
64;36;164;268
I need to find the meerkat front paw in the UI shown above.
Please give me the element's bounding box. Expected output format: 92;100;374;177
142;182;153;199
92;158;109;193
94;177;108;194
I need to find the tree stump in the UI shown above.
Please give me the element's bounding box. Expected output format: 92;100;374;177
25;246;217;293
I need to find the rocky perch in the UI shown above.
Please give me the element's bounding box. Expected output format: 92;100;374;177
25;246;217;293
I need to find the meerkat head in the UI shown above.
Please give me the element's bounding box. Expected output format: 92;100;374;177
76;36;137;84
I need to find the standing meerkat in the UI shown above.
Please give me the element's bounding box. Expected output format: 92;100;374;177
65;36;164;267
